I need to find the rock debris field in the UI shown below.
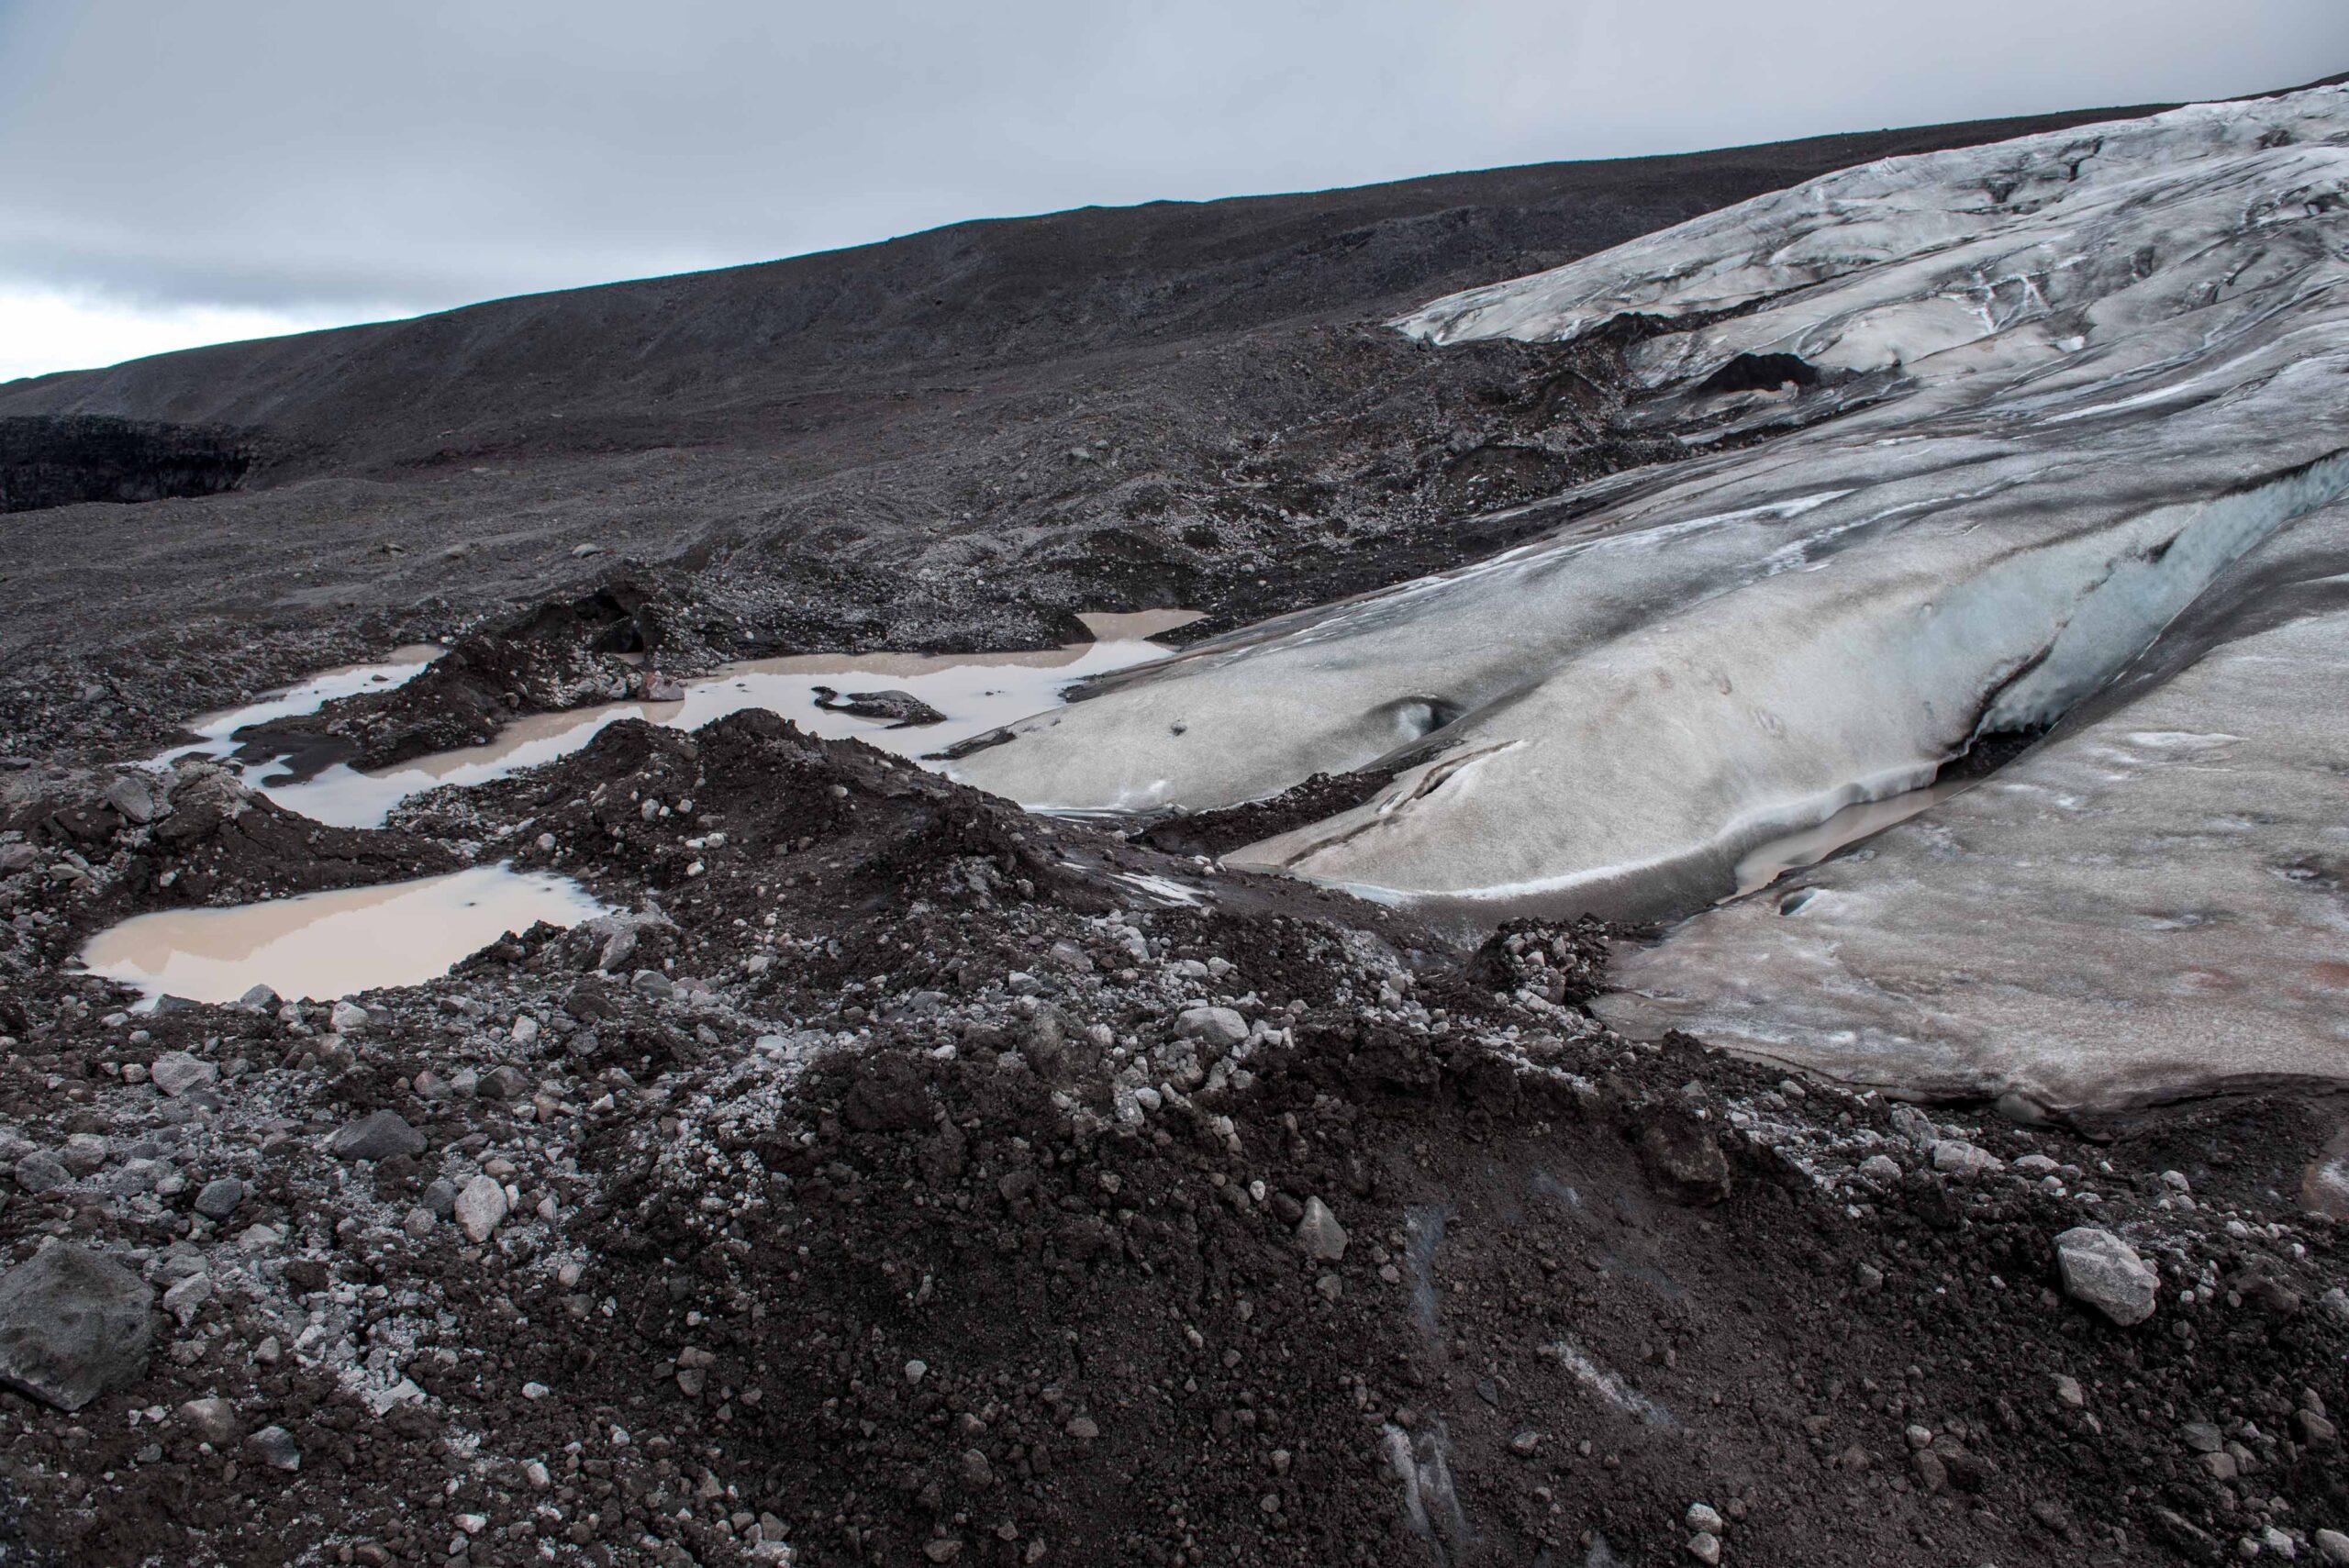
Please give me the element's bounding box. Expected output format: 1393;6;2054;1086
0;74;2343;1568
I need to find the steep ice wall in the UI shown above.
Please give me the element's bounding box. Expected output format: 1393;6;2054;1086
952;85;2349;922
1596;504;2349;1112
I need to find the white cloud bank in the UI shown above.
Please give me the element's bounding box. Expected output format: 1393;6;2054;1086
0;284;380;384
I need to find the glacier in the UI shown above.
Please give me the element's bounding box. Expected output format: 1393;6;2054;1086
951;83;2349;940
1597;498;2349;1112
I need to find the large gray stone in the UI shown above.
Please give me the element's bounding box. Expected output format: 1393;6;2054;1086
194;1177;244;1220
0;1244;153;1410
103;775;156;825
1174;1006;1249;1051
13;1151;69;1195
455;1174;509;1241
1297;1195;1348;1262
245;1423;301;1471
328;1110;426;1162
149;1051;217;1098
2054;1227;2158;1326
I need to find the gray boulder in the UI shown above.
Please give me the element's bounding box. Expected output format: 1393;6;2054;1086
176;1396;240;1445
1174;1006;1249;1051
0;1244;154;1410
1297;1195;1349;1262
13;1151;70;1195
194;1177;245;1220
2054;1227;2158;1326
1930;1140;2002;1178
328;1110;426;1162
455;1174;509;1241
149;1051;217;1098
103;775;157;825
809;686;947;728
244;1424;301;1471
480;1065;530;1102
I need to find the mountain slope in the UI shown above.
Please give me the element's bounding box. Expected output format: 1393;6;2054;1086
1;103;2189;472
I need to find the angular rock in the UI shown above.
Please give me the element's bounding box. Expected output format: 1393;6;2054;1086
149;1051;217;1098
162;1273;213;1328
0;1244;154;1411
481;1065;530;1101
1930;1140;2002;1178
244;1424;301;1471
455;1174;509;1241
13;1150;69;1194
1175;1006;1249;1051
1297;1195;1348;1262
58;1134;107;1176
810;687;948;728
2054;1227;2158;1326
104;775;157;825
1638;1109;1731;1206
328;999;371;1033
176;1396;239;1445
194;1176;245;1220
2149;1507;2221;1563
329;1109;426;1162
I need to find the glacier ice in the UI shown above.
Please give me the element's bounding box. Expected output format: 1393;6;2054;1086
1596;500;2349;1111
951;84;2349;931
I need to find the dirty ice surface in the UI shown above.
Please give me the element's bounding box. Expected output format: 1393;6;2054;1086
80;864;608;1006
952;85;2349;933
1598;490;2349;1110
191;612;1197;828
1727;779;1970;900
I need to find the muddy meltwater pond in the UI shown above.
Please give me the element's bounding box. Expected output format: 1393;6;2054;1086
207;610;1202;828
81;866;609;1006
86;613;1201;1003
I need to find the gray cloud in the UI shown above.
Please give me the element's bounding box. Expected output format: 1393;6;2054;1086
2;0;2343;319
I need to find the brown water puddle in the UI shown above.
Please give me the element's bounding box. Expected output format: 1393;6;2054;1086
238;612;1204;828
80;865;607;1006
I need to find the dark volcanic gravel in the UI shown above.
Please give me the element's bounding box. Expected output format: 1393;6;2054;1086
0;715;2338;1566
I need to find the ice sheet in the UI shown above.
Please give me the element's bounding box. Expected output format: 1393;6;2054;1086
952;85;2349;924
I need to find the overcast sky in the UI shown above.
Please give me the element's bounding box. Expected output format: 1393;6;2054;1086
2;0;2341;381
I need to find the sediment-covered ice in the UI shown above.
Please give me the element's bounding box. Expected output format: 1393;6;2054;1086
1596;501;2349;1111
952;85;2349;923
